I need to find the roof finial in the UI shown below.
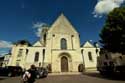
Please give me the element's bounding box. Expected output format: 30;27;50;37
60;12;65;17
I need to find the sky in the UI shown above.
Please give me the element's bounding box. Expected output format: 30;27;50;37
0;0;124;55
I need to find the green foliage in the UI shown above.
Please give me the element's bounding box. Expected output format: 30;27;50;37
99;7;125;54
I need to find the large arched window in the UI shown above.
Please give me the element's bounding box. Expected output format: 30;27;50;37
61;38;67;50
88;52;93;61
34;52;39;62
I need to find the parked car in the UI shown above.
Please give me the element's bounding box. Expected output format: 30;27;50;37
35;67;48;79
0;66;23;77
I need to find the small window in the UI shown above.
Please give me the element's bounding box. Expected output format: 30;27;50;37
34;52;39;62
52;34;55;37
88;52;93;61
71;35;74;37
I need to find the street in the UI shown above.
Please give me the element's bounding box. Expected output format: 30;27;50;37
0;72;125;83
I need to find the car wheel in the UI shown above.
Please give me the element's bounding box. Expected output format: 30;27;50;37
36;74;40;79
8;72;12;77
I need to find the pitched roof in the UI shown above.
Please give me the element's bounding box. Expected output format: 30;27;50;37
48;13;78;34
82;41;94;48
33;41;43;47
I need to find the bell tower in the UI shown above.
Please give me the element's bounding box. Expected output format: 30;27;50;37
40;25;49;46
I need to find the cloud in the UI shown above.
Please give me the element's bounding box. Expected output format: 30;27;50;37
0;50;8;56
0;40;12;48
33;22;48;37
0;40;12;56
93;0;125;17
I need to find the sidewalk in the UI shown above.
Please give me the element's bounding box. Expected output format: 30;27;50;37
48;71;99;76
84;70;99;73
48;72;82;76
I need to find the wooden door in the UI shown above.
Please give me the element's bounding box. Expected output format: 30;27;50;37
61;56;68;72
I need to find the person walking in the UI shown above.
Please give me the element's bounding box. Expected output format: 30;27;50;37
22;65;36;83
28;65;36;83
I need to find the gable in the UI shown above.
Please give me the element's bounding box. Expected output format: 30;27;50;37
33;41;43;47
48;13;78;34
82;41;94;48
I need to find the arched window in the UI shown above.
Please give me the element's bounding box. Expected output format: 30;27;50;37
26;49;29;55
88;52;93;61
43;49;45;61
43;34;46;42
61;38;67;50
34;52;39;62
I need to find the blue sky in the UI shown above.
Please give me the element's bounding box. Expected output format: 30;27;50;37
0;0;124;55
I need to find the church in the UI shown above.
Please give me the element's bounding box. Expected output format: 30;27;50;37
7;14;100;73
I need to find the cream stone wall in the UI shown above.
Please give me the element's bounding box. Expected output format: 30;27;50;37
44;14;82;72
8;44;46;69
81;41;100;70
2;54;10;67
8;45;28;67
50;50;83;72
82;48;99;70
7;14;100;72
24;47;46;69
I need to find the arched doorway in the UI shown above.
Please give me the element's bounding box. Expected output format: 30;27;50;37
61;56;68;72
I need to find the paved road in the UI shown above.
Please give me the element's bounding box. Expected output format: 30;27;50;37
0;73;125;83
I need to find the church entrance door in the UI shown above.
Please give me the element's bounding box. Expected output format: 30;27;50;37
61;56;68;72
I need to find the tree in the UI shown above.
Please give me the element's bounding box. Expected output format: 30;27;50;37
99;7;125;54
14;40;31;46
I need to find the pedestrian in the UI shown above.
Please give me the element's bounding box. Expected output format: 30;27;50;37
22;65;36;83
22;71;31;83
28;65;36;83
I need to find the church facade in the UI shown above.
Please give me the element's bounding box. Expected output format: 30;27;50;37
7;14;100;72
